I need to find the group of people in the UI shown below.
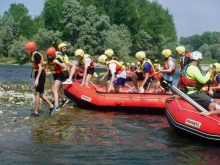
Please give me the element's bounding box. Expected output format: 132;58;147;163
25;41;220;117
176;46;220;116
25;41;95;117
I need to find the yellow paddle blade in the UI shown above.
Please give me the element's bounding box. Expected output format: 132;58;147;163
99;72;106;77
93;72;98;78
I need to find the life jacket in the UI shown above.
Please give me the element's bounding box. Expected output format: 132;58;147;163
130;66;136;72
107;60;124;75
56;51;68;71
163;57;176;76
30;51;44;72
180;64;203;91
47;57;63;74
140;59;154;77
79;54;94;69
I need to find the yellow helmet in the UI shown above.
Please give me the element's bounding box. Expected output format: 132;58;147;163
58;43;67;50
135;51;146;60
176;46;185;54
127;63;130;65
213;63;219;67
137;62;140;65
215;64;220;73
162;49;172;58
105;49;114;57
75;49;84;57
98;55;108;63
120;61;124;65
131;63;135;66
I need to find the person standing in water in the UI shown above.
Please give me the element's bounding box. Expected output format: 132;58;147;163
25;42;56;117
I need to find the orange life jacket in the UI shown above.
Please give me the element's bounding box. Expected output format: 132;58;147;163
30;51;44;72
163;58;176;76
180;64;203;90
107;60;124;75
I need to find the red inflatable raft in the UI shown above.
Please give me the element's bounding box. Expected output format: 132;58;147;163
166;97;220;141
63;80;173;112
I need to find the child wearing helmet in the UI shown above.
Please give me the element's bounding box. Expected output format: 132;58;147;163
98;54;126;93
158;49;176;94
176;46;186;74
46;47;68;114
130;63;137;72
100;49;119;82
56;43;70;81
24;42;56;117
131;51;160;93
202;63;220;98
62;49;95;88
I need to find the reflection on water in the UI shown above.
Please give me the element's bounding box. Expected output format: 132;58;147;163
0;65;220;164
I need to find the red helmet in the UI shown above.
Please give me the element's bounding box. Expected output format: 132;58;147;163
46;47;56;56
186;52;192;58
25;42;36;51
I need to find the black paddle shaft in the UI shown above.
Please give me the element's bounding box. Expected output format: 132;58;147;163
164;81;208;112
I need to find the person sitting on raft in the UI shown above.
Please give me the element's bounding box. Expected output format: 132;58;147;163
62;49;95;88
131;51;160;93
203;63;220;98
178;51;220;116
98;54;126;93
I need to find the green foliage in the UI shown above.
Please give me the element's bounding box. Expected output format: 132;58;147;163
101;24;132;61
79;0;178;54
180;31;220;62
32;28;62;50
62;0;111;55
43;0;64;31
0;14;18;57
8;36;28;62
4;3;36;39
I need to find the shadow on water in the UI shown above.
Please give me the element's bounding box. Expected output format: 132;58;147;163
0;65;220;164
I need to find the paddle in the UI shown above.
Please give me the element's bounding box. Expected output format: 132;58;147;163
90;81;101;91
164;81;208;112
99;72;107;77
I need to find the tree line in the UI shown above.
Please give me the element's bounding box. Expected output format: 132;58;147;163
179;32;220;62
0;0;219;64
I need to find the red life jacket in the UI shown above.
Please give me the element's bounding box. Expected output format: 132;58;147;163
180;65;203;90
79;54;94;69
130;66;136;72
163;58;176;76
47;57;63;74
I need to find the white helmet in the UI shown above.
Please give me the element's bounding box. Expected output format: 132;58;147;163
190;51;202;61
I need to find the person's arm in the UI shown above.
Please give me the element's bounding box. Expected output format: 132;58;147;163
200;110;220;116
53;58;67;69
108;70;115;93
189;66;212;84
108;63;116;92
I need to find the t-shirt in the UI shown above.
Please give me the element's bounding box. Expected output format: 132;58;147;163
163;57;175;81
109;63;126;78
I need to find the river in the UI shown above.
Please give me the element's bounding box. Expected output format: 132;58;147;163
0;64;219;165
